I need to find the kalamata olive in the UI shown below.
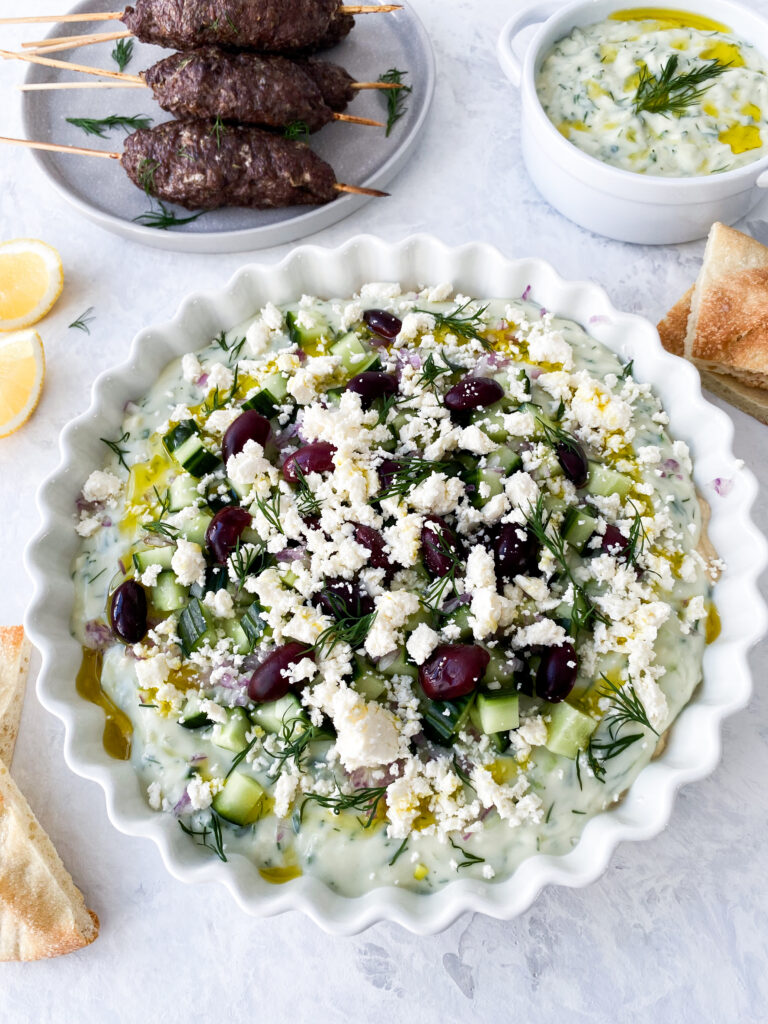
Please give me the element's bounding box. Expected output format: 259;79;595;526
313;577;374;618
248;642;315;702
222;410;270;463
110;579;148;643
363;308;402;340
493;523;539;581
444;376;503;413
205;506;252;563
283;441;336;481
556;441;589;489
377;458;402;492
535;643;578;703
354;524;391;572
421;516;463;578
419;644;490;700
601;524;629;556
345;371;398;409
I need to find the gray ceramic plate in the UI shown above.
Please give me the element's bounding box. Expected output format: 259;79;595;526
20;0;434;253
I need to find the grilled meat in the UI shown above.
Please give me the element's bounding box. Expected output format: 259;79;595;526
122;120;338;209
300;58;356;111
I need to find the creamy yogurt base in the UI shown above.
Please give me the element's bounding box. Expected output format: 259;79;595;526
536;10;768;176
71;283;718;895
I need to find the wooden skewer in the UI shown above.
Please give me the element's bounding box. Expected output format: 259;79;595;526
0;48;143;82
351;82;404;91
23;30;129;47
18;80;143;90
0;134;389;196
333;113;384;127
24;30;131;53
0;6;401;25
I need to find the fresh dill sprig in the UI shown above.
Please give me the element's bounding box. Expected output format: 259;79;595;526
85;567;106;584
448;836;485;869
179;816;227;862
378;67;411;137
143;520;180;540
313;590;377;656
577;677;656;788
375;391;406;426
585;732;643;783
99;429;130;470
111;37;134;72
624;500;648;569
204;366;240;413
228;538;269;590
66;114;152;137
388;837;408;866
416;351;459;393
133;200;205;231
69;306;95;333
225;13;238;33
421;528;463;613
268;716;329;779
252;491;284;534
524;492;609;633
209;115;226;150
632;55;731;117
414;299;492;350
619;358;634;380
152;485;171;518
452;754;476;791
299;784;387;829
534;413;584;458
597;676;658;736
376;456;453;502
136;156;159;195
284;120;310;141
292;463;321;518
213;330;246;366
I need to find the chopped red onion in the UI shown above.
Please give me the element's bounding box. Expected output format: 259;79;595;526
712;476;734;497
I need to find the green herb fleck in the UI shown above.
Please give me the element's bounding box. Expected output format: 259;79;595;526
633;54;731;117
133;200;205;231
388;837;408;866
284;120;310;141
415;299;492;349
292;463;322;519
448;836;485;869
378;67;411;136
179;815;227;862
376;456;454;502
66;113;152;138
313;590;377;656
69;306;95;334
299;784;387;829
111;37;134;73
99;429;130;470
209;115;226;150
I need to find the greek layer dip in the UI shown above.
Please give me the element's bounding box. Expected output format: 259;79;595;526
71;283;720;894
536;9;768;176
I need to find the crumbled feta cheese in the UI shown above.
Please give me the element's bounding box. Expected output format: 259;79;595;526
331;687;401;770
147;781;163;810
408;473;465;515
406;623;440;666
200;699;228;725
205;362;234;395
82;470;123;504
138;563;164;588
172;539;206;588
457;424;497;455
261;301;284;331
397;311;436;343
365;591;421;659
272;773;299;818
75;515;101;538
204;588;235;619
135;651;171;690
181;353;202;383
186;776;215;811
226;439;274;489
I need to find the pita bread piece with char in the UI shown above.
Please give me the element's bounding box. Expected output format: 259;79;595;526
657;226;768;426
0;627;31;768
0;627;99;961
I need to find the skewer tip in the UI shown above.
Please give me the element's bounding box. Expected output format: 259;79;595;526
333;113;386;127
335;183;389;198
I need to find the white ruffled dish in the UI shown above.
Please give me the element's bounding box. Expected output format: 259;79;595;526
24;236;767;934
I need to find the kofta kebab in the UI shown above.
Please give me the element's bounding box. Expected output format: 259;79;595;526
0;0;403;212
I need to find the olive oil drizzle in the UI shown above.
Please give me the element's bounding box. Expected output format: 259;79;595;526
76;648;133;760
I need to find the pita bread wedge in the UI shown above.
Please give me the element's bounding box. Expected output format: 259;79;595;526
0;627;31;768
685;222;768;387
658;284;768;425
0;760;98;961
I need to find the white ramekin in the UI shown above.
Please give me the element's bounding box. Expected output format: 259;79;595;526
498;0;768;244
24;236;766;934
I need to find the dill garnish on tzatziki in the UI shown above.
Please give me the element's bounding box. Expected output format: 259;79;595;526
71;282;720;894
536;8;768;176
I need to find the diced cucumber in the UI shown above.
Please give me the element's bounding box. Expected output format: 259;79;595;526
241;603;267;649
476;692;519;734
554;591;590;630
561;505;598;554
378;647;417;679
442;604;472;640
466;467;504;509
251;693;307;735
544;701;597;758
286;309;334;350
486;447;523;473
519;401;558;433
243;371;289;418
178;598;217;656
177;509;213;545
483;648;517;688
167;425;220;478
133;545;175;573
352;670;388;701
212;708;251;754
330;332;380;375
178;697;211;730
163;420;198;453
169;473;201;511
224;618;250;655
422;693;475;742
586;462;632;498
151;571;188;612
470;407;508;443
212;771;266;826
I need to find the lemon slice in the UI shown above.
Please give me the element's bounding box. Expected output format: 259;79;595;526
0;239;63;332
0;330;45;438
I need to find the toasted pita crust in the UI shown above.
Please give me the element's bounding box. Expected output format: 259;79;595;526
658;286;693;357
0;761;99;960
0;627;31;767
685;222;768;385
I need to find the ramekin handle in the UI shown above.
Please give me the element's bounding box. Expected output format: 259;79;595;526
497;0;562;87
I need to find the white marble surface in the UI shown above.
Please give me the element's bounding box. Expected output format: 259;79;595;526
0;1;767;1020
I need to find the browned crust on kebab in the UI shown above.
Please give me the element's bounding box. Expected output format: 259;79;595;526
300;58;356;112
123;120;338;210
144;48;334;132
123;0;350;54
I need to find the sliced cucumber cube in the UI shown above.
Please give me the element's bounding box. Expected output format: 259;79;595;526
422;693;475;742
286;309;334;350
169;473;201;511
544;701;597;758
483;649;517;688
173;432;220;479
470;407;508;443
442;604;472;640
243;371;289;418
466;467;504;509
151;571;188;613
352;671;388;701
329;332;380;375
561;505;599;554
177;509;214;546
133;545;175;573
212;707;251;754
178;598;216;656
241;603;267;649
519;401;558;433
179;696;211;730
476;692;519;734
212;771;266;826
163;419;198;453
486;447;523;473
378;647;417;679
223;618;251;655
586;462;633;498
251;693;307;735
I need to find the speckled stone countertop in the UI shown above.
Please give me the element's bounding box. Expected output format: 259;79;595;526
0;2;766;1021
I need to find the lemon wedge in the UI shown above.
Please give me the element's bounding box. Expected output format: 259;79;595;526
0;239;63;332
0;329;45;438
